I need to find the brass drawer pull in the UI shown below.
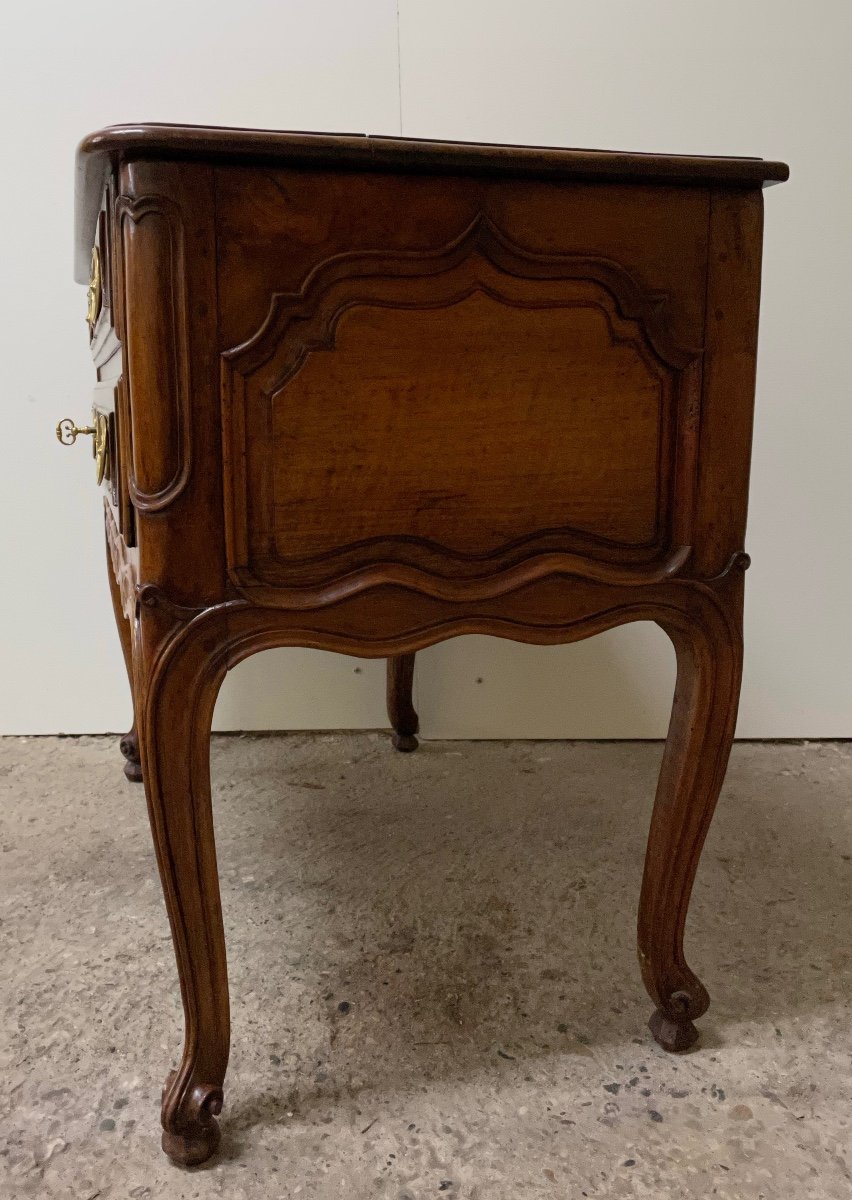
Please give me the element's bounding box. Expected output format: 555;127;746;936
86;245;102;329
56;410;110;484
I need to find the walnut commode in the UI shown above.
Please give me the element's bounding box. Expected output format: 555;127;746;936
65;124;787;1166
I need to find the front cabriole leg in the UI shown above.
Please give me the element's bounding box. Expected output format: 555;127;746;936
138;607;231;1165
639;574;744;1051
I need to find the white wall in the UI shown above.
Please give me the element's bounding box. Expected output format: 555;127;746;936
1;0;849;737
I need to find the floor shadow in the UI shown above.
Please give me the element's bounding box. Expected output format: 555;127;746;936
208;738;852;1132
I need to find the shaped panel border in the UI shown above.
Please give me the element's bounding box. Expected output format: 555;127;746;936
221;216;704;608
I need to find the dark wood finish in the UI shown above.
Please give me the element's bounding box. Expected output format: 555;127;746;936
104;514;142;782
387;653;419;751
70;123;787;1166
75;124;788;283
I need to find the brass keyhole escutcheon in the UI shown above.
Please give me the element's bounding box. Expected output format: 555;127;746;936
56;410;109;485
86;245;102;329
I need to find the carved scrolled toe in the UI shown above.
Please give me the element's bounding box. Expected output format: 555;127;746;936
391;731;419;753
647;984;709;1052
640;941;710;1053
648;1007;697;1053
161;1071;223;1167
124;759;144;783
119;725;144;782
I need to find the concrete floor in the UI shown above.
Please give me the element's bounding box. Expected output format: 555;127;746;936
1;735;851;1199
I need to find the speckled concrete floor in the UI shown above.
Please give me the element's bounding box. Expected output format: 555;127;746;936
1;736;851;1199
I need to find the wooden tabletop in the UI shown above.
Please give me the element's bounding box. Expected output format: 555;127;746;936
75;122;789;282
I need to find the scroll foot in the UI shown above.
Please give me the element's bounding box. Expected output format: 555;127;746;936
648;991;701;1053
119;726;144;782
161;1072;222;1167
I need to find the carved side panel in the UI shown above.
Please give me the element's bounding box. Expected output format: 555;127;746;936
119;195;192;513
222;216;704;606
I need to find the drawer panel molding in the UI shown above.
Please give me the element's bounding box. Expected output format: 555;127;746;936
119;193;192;513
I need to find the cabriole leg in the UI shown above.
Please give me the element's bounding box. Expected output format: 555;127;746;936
140;622;230;1166
386;652;419;752
639;590;743;1052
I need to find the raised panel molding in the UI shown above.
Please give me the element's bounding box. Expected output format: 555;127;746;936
221;216;704;607
229;215;701;377
119;194;192;513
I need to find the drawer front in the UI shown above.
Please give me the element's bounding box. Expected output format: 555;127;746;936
82;181;133;543
218;169;709;599
87;187;123;372
92;375;135;546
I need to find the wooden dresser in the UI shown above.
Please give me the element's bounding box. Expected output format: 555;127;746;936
65;124;787;1166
